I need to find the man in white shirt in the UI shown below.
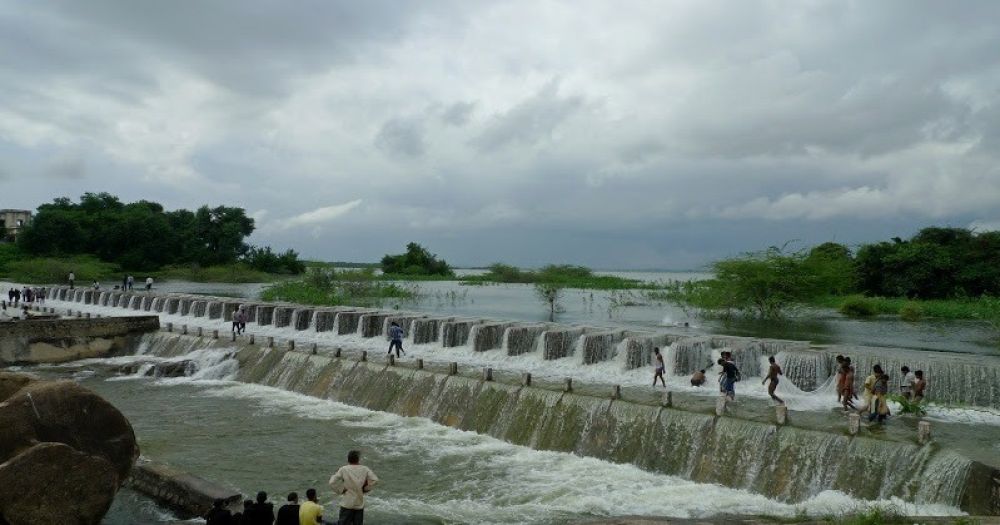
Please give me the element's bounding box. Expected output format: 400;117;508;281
329;450;378;525
900;366;916;400
145;276;153;291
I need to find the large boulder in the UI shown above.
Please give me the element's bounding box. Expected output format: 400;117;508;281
0;372;139;525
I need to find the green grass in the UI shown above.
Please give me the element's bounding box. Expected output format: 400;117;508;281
261;268;419;307
813;294;1000;321
1;255;120;284
150;264;280;283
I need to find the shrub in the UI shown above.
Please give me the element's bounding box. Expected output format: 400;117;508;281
839;297;878;318
899;301;924;322
3;256;119;284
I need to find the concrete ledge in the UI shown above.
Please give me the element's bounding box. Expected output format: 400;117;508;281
0;316;160;366
128;459;241;518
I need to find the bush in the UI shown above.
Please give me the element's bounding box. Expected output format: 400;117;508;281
381;243;453;276
839;297;878;318
899;301;924;322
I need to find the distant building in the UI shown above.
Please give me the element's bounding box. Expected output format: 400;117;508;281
1;209;32;241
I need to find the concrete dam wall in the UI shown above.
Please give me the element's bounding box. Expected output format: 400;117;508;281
0;315;160;365
132;331;1000;515
49;286;1000;410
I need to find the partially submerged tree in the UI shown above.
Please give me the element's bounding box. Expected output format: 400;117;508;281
535;283;564;321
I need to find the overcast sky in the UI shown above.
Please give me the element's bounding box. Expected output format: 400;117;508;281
2;1;999;269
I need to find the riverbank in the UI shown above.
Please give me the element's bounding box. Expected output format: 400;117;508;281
812;295;1000;323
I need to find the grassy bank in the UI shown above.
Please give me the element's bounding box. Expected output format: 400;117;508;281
151;264;280;283
262;268;418;307
0;254;119;284
813;294;1000;322
461;264;664;290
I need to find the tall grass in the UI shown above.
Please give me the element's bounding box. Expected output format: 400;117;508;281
262;268;419;307
1;255;119;284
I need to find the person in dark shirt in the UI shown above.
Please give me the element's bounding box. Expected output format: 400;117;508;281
248;491;274;525
275;492;300;525
205;499;233;525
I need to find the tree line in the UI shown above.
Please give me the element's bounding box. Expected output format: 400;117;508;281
16;193;304;274
668;227;1000;319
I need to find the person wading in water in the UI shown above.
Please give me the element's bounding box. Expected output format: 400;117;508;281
762;356;784;405
652;347;666;387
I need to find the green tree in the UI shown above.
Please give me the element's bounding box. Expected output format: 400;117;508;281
380;242;453;276
534;283;564;321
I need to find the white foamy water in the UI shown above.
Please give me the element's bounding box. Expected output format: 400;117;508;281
191;380;964;522
41;297;1000;426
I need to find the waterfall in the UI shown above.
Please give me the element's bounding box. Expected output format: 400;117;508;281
120;332;989;512
294;309;314;331
503;325;546;356
472;322;509;352
359;313;389;338
441;320;476;348
411;318;444;345
581;331;624;364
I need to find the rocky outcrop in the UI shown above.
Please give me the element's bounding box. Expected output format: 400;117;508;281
0;372;139;525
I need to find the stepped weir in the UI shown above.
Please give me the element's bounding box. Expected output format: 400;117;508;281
43;286;1000;514
124;330;998;514
54;287;1000;411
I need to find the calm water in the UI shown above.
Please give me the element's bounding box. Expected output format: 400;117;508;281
134;270;997;355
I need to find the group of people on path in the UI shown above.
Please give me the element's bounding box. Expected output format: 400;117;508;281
205;451;378;525
656;348;784;405
836;356;928;423
69;272;154;291
4;286;46;307
232;305;249;335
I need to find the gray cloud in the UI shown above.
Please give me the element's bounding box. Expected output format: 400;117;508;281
472;81;584;152
375;117;426;158
2;0;999;268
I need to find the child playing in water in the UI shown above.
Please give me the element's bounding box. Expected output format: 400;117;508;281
652;348;666;387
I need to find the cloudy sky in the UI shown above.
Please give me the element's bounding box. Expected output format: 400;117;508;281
2;1;999;269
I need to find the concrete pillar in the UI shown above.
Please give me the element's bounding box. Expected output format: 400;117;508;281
197;327;203;337
288;340;295;351
611;385;622;399
248;334;255;345
231;332;236;342
182;325;188;335
483;367;493;381
448;362;458;375
522;373;532;387
267;337;274;348
775;405;788;425
335;348;342;358
918;421;931;444
212;330;219;339
389;355;396;366
848;413;860;435
564;378;573;392
75;311;82;318
166;322;173;332
67;309;73;316
85;312;91;319
416;358;423;369
361;351;368;362
662;391;672;407
715;397;726;416
310;343;318;355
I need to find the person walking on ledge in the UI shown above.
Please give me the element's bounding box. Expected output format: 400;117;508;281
652;347;666;387
762;356;784;405
387;321;405;358
330;450;379;525
68;270;75;290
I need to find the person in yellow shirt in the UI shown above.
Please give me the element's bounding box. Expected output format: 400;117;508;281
298;488;323;525
329;450;379;525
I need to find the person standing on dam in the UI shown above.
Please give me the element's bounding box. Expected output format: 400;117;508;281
275;492;299;525
841;357;857;410
762;356;784;405
68;270;75;289
717;357;739;401
652;347;666;387
387;321;405;358
900;365;916;400
329;450;379;525
912;370;927;402
690;369;706;386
